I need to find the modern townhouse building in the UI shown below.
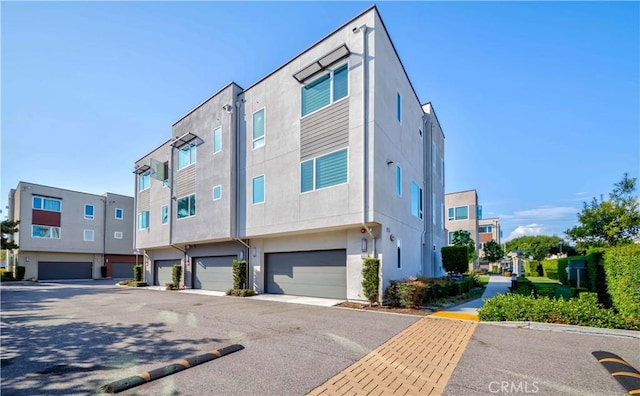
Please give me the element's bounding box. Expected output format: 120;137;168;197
445;189;480;271
7;182;136;280
134;6;446;300
478;217;501;268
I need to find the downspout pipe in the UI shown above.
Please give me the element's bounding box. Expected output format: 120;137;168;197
233;98;251;288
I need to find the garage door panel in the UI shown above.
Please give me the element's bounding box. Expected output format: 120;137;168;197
154;260;176;286
38;262;92;280
193;256;234;291
266;250;346;299
111;263;135;279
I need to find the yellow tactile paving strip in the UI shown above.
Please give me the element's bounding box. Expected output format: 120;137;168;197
308;317;477;396
429;311;479;322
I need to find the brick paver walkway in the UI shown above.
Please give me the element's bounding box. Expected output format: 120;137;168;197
308;317;477;396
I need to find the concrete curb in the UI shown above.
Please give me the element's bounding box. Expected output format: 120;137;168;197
481;320;640;339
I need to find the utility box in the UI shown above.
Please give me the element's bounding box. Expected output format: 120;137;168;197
566;259;586;288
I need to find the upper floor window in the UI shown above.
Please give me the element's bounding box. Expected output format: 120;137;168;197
432;142;436;171
301;149;348;193
115;208;123;219
411;181;423;219
440;203;444;230
84;204;94;220
177;194;196;219
32;196;61;212
396;165;402;197
479;225;493;233
396;239;402;269
178;142;197;169
84;229;94;242
396;92;402;123
448;206;469;221
441;159;445;185
213;127;222;154
477;205;483;220
137;211;149;230
301;63;348;117
213;185;222;201
114;231;123;239
253;175;265;204
161;205;169;225
253;109;265;149
139;172;151;191
32;225;61;239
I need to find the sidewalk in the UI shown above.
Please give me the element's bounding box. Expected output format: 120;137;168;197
431;275;511;321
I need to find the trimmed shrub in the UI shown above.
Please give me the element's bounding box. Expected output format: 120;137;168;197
441;246;468;274
383;280;400;307
133;264;143;282
1;269;14;282
361;257;380;304
165;282;178;290
226;288;256;297
15;266;25;281
396;282;419;308
232;260;247;290
536;287;556;298
603;244;640;319
172;264;182;288
478;293;639;330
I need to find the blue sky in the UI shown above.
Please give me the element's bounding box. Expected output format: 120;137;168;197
2;2;638;241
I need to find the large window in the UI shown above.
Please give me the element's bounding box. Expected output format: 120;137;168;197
32;225;61;239
32;196;61;212
178;142;197;169
139;172;151;191
161;205;168;225
253;176;265;204
301;64;348;117
448;206;469;221
138;211;149;229
213;127;222;154
479;225;493;233
396;165;402;197
177;194;196;218
84;204;94;220
411;181;423;219
115;208;123;219
300;149;348;193
84;229;94;242
253;109;265;149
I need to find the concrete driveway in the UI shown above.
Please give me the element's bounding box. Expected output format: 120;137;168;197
0;281;418;395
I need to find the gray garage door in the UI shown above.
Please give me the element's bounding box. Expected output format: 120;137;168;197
155;260;177;286
192;256;235;291
111;263;135;279
265;250;346;299
38;261;92;280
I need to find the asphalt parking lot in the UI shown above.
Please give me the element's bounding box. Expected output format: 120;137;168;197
0;281;418;395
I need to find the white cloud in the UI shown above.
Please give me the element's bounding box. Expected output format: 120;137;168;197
506;224;545;241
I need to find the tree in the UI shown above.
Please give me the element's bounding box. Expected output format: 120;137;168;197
566;173;640;250
505;235;567;261
441;246;468;274
1;220;19;250
482;240;504;264
450;230;477;263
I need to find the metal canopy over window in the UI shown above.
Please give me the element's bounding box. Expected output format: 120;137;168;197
293;44;350;83
133;164;151;175
171;132;203;149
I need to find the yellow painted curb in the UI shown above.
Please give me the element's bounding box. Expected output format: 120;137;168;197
430;311;479;322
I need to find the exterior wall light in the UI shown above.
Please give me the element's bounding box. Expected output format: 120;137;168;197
361;238;367;253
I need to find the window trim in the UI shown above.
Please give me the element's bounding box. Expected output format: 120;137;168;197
252;108;266;150
213;126;222;154
84;204;94;220
31;225;61;239
176;193;196;219
411;180;423;220
300;61;349;119
448;205;469;221
114;231;123;239
115;208;124;220
161;205;169;225
32;196;62;212
83;229;94;242
213;185;222;201
138;172;151;191
300;148;349;194
479;225;493;233
177;142;197;170
252;175;265;205
137;211;150;230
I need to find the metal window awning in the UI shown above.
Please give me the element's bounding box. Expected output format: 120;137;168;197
293;44;350;83
133;164;152;175
171;132;203;149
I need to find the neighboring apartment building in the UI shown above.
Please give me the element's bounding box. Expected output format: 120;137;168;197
478;217;501;267
134;6;446;300
7;182;136;280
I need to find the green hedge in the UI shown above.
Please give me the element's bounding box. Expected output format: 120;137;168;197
133;264;143;282
441;246;468;274
603;244;640;319
384;277;477;308
538;259;567;284
361;257;380;304
232;260;247;290
478;292;639;330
